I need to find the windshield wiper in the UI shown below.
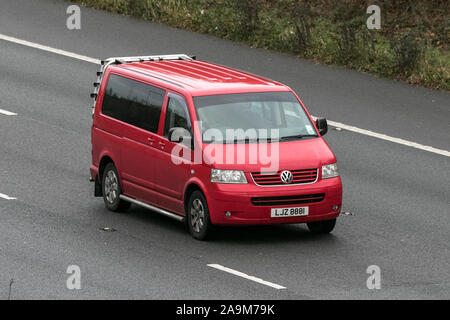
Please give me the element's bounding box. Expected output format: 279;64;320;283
279;134;318;141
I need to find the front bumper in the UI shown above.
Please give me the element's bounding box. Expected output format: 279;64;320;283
206;177;342;225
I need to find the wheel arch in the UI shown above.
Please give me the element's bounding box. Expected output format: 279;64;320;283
98;154;115;182
183;181;208;214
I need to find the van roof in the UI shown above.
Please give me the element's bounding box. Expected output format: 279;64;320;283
114;59;289;96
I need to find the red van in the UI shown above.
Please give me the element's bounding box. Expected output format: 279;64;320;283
90;54;342;240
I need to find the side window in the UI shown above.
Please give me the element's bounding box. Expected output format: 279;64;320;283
101;75;131;122
101;74;165;133
163;94;190;138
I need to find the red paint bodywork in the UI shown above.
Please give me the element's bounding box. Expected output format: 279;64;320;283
91;60;342;225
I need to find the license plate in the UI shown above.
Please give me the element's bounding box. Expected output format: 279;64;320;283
271;206;309;218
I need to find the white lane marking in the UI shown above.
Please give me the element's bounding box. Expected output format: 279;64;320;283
311;117;450;157
1;33;449;158
0;109;18;116
0;33;101;65
0;193;17;200
328;120;450;157
207;264;286;290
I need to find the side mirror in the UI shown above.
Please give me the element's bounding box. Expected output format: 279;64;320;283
168;127;192;144
315;118;328;136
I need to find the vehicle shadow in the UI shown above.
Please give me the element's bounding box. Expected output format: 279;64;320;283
121;204;338;245
212;225;338;245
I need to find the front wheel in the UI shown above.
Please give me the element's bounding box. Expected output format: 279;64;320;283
187;191;213;240
307;218;336;234
102;162;131;212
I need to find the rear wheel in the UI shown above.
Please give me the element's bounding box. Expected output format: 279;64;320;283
307;218;336;234
187;191;212;240
102;162;131;212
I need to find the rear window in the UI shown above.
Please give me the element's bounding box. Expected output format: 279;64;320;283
101;74;165;133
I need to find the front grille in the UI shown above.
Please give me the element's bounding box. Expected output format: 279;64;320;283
251;169;318;186
251;193;325;206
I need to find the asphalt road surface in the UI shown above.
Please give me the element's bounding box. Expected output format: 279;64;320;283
0;0;449;299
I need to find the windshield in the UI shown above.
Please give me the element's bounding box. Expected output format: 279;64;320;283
193;92;317;143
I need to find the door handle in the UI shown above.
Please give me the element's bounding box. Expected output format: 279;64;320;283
147;137;155;145
158;141;166;149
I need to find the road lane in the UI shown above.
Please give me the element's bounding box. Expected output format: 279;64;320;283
0;0;449;299
1;200;308;299
2;34;449;158
1;0;449;150
0;45;308;298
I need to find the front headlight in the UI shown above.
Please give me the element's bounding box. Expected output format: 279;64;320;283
211;169;247;184
322;163;339;179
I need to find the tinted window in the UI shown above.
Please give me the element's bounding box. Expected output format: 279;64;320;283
102;74;165;133
163;95;190;137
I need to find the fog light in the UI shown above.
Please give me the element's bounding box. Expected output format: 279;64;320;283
225;211;232;217
332;205;339;211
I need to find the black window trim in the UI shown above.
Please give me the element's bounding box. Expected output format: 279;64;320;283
162;92;194;149
163;92;192;137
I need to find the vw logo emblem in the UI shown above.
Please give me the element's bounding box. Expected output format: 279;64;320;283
280;170;293;184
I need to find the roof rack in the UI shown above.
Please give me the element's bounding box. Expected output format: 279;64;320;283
91;54;195;115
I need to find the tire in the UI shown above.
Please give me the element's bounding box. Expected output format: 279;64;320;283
187;190;213;240
101;162;131;212
307;218;336;234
